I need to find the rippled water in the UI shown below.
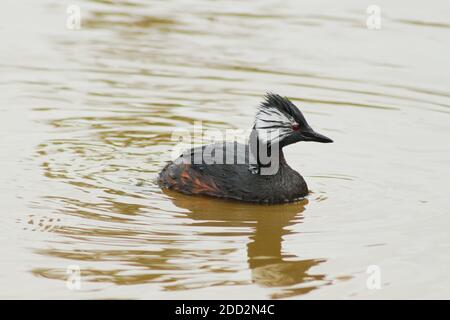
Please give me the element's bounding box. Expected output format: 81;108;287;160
1;0;449;299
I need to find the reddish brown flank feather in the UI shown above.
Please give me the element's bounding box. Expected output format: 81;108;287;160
181;165;219;194
159;162;219;195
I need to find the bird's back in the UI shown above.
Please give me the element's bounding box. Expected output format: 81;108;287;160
158;142;308;203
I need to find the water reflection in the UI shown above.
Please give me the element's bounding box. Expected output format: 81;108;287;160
31;186;328;298
164;191;328;298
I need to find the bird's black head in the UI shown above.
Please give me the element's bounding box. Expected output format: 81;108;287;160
254;93;333;148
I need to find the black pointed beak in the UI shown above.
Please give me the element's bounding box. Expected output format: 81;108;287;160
302;129;333;143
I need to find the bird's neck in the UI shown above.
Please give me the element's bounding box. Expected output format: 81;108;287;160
248;130;286;175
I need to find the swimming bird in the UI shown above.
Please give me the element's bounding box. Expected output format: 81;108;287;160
158;93;332;204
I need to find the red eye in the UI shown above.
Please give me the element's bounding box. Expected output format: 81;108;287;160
292;123;300;131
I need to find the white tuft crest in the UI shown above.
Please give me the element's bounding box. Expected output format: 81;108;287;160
254;106;296;144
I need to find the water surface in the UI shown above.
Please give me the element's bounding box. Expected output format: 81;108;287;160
1;0;449;299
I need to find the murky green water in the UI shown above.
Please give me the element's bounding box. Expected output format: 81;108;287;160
1;0;449;299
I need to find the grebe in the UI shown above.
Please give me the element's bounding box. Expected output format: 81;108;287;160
158;93;332;204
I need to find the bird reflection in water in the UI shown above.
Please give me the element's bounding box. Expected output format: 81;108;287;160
30;188;329;298
164;190;328;298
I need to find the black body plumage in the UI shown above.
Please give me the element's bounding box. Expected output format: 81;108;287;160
158;142;308;204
